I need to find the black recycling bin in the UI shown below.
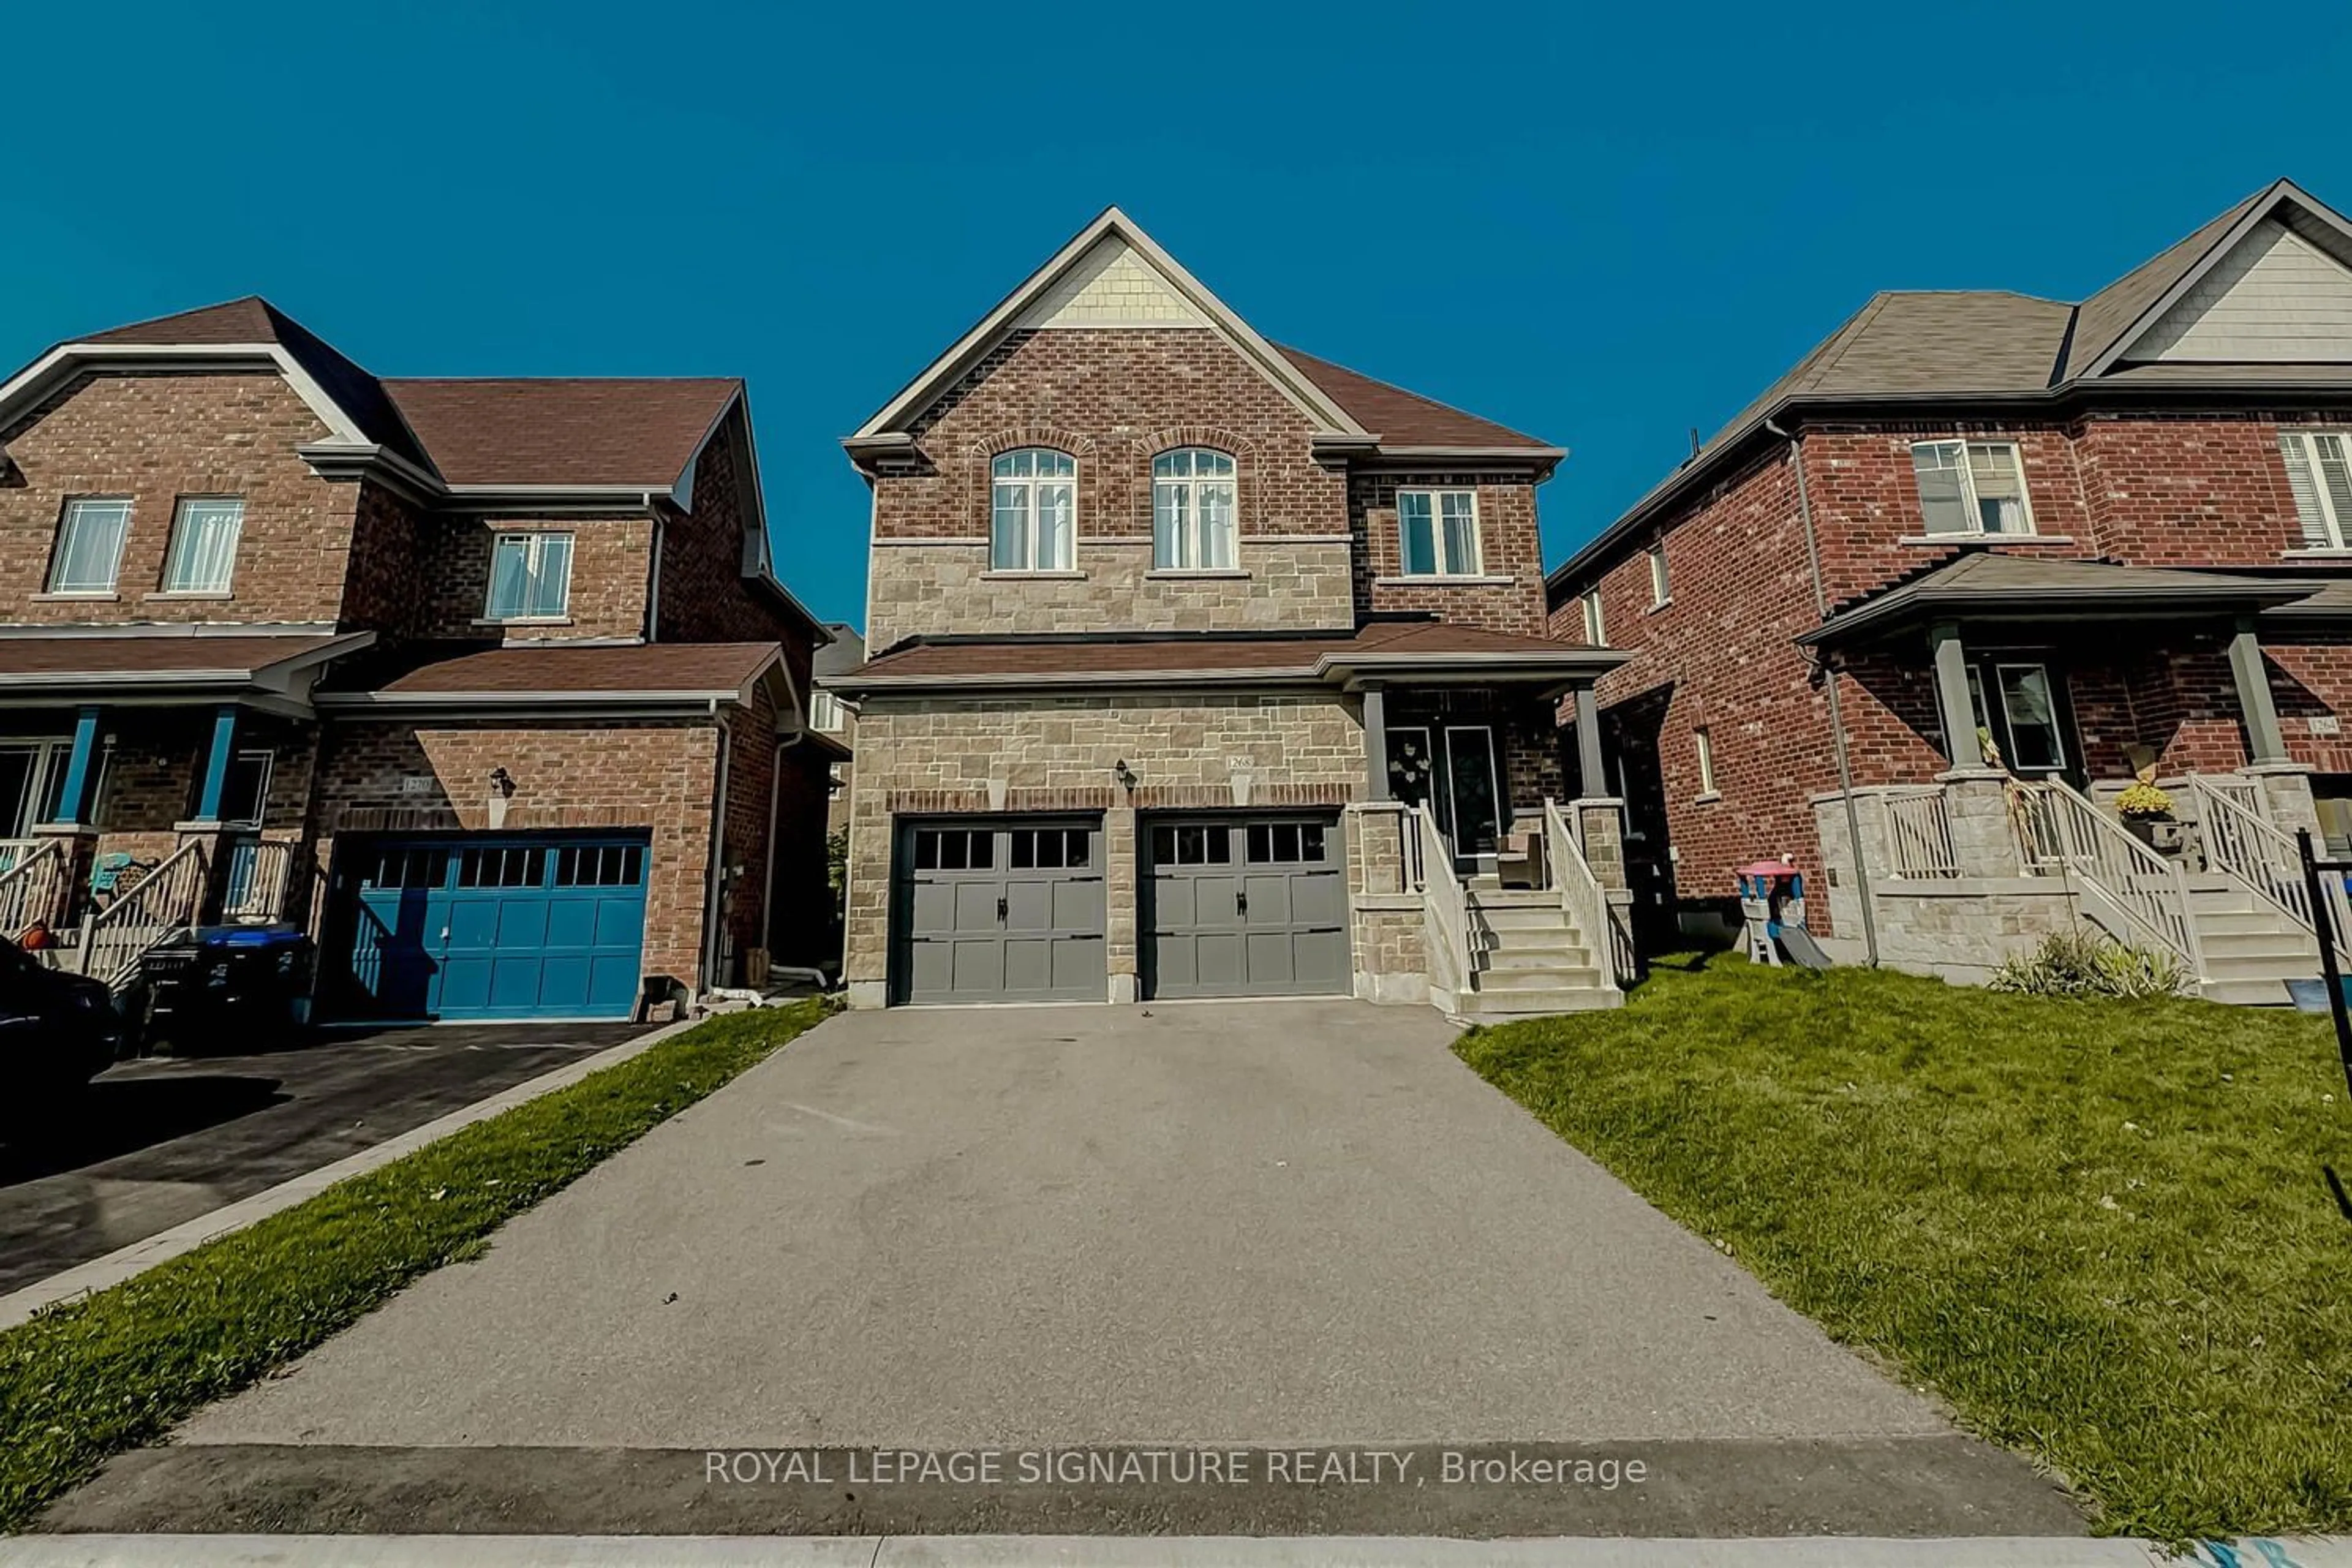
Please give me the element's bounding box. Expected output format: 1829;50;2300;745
138;923;312;1054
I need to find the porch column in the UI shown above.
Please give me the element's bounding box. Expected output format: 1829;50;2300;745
1573;684;1607;799
2228;618;2289;764
48;705;102;827
1930;621;1983;770
192;703;239;824
1362;682;1389;802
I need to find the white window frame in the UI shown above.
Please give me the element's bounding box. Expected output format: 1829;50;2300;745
1580;588;1605;645
160;496;245;595
1647;542;1671;606
2277;430;2352;550
1908;439;2036;537
810;690;846;733
990;449;1077;572
1694;726;1717;799
1991;662;2067;775
47;497;134;596
1151;448;1237;571
484;530;575;622
1396;488;1482;576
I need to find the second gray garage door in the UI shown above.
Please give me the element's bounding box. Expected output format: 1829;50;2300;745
893;818;1106;1005
1143;813;1349;999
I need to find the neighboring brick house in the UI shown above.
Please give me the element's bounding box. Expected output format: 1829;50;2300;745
810;622;862;837
823;209;1627;1014
0;296;842;1019
1547;178;2352;1002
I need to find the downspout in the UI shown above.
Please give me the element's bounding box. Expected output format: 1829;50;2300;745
643;509;665;642
701;698;733;1001
1766;418;1880;967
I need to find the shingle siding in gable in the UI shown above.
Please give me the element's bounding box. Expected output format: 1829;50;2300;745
2134;219;2352;361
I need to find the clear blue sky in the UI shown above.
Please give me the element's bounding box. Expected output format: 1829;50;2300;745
6;1;2346;631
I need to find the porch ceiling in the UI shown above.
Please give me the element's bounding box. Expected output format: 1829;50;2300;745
1797;551;2318;649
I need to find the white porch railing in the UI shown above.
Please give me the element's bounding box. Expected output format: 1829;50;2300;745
0;838;66;938
1879;787;1961;880
219;837;298;922
1544;797;1630;993
0;838;45;875
82;840;206;989
2191;773;2352;965
2014;778;2206;979
1411;802;1472;1004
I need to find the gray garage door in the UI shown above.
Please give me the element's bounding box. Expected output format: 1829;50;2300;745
1144;814;1349;999
893;818;1106;1005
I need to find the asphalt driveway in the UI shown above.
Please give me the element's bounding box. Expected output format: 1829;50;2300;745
48;1001;2081;1537
0;1022;650;1296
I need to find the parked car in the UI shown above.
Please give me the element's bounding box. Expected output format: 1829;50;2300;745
0;933;124;1129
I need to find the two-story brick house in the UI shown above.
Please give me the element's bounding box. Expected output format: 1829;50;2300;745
0;296;841;1020
822;209;1629;1014
1548;178;2352;1002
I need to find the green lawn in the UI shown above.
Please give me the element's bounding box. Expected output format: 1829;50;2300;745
0;998;832;1532
1455;956;2352;1542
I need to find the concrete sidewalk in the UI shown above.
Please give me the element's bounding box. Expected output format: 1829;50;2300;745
4;1534;2343;1567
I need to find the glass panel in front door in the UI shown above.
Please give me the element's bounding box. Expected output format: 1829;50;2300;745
1384;727;1435;813
1443;728;1502;857
1995;664;2066;772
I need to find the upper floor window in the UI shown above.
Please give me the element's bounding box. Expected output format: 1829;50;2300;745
1398;488;1480;576
1909;440;2032;535
1580;587;1605;645
1646;542;1671;605
2278;431;2352;549
1152;448;1236;570
810;690;846;733
161;497;244;594
48;497;133;595
486;531;573;621
990;449;1075;571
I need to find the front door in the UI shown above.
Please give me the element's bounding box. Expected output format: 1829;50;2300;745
1383;723;1504;865
1966;659;2082;785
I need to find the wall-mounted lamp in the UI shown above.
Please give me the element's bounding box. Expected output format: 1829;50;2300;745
1113;759;1137;792
489;766;517;797
486;766;517;829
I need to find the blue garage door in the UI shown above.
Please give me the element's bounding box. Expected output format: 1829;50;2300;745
335;835;650;1021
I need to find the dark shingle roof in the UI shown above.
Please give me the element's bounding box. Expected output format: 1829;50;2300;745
0;633;359;687
1276;346;1556;451
371;642;781;697
66;297;737;492
1798;551;2317;646
382;379;739;489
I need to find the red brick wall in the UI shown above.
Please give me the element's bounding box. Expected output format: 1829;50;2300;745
411;514;652;641
1551;412;2352;932
0;371;354;624
312;719;721;993
1351;471;1547;634
657;409;795;646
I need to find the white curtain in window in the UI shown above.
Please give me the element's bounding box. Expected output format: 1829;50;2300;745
1440;492;1480;573
991;450;1075;570
1153;448;1235;569
50;499;132;593
164;499;244;592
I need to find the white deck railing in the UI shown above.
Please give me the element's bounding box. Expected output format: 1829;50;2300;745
0;839;66;938
1544;797;1629;992
2192;773;2352;965
2015;779;2205;979
1879;787;1961;879
219;838;298;922
1411;802;1472;1005
82;840;206;989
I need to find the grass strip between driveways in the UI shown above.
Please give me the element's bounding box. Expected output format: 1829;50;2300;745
1455;955;2352;1543
0;997;833;1532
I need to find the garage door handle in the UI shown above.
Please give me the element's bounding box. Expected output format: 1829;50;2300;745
997;896;1008;922
1235;890;1248;914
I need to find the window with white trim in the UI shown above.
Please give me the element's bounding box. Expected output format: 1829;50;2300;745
1647;542;1671;605
48;498;133;594
1152;448;1236;570
1909;440;2033;535
161;497;244;594
1397;488;1480;576
990;449;1075;571
810;690;846;733
1694;726;1716;797
486;532;574;620
1580;588;1605;646
2278;431;2352;549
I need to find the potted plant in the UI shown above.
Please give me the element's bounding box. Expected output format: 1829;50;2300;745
2115;771;2178;851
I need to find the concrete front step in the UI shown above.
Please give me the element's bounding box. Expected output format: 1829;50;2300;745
1474;964;1606;992
1469;905;1577;933
1455;986;1623;1017
2201;976;2296;1006
1463;888;1566;909
1473;945;1596;971
2195;908;2305;937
